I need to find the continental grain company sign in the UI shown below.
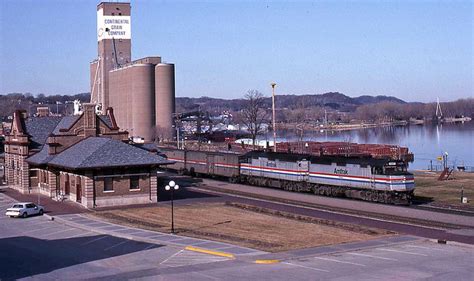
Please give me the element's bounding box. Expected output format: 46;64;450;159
97;8;131;41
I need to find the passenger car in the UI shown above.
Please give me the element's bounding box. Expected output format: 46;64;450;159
5;202;44;218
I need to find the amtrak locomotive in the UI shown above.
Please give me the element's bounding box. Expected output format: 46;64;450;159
160;148;415;205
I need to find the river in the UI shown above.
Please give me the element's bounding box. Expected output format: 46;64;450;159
267;122;474;171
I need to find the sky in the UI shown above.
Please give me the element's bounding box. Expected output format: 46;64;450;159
0;0;472;102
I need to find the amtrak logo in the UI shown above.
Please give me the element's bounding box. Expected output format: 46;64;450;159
334;168;348;175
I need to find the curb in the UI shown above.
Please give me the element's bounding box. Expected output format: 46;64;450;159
428;239;474;248
250;235;423;262
44;214;55;221
185;246;235;259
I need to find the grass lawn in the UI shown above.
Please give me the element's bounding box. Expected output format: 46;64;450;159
414;171;474;207
90;202;393;252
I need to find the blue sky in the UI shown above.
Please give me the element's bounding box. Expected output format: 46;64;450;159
0;0;472;102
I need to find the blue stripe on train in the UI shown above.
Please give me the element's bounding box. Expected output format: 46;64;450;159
309;174;413;186
241;167;302;177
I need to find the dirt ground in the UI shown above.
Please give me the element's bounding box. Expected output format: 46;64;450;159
414;171;474;207
90;202;393;252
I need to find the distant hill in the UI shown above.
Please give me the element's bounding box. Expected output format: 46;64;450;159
353;95;406;105
176;92;407;113
0;91;407;117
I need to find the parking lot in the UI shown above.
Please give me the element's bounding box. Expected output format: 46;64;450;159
278;241;474;280
91;238;474;281
1;191;473;280
0;212;233;280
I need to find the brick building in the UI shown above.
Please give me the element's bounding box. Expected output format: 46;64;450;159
4;104;172;208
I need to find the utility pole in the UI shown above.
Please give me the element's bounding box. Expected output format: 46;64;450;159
173;113;180;149
271;82;277;152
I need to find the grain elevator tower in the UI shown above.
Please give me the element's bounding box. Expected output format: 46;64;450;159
90;2;132;113
90;2;175;142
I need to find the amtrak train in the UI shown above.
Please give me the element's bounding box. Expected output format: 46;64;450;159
160;148;415;204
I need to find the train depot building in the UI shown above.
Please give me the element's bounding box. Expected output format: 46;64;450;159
4;104;172;208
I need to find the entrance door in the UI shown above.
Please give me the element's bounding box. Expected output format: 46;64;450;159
76;176;82;202
65;174;70;195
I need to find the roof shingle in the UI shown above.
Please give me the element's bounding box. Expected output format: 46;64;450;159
44;137;172;170
24;117;62;149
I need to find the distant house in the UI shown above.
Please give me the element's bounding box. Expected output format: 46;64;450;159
4;104;172;208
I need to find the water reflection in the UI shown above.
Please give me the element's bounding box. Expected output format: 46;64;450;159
436;124;440;145
265;121;474;170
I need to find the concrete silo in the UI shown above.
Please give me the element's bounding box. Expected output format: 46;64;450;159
131;64;156;141
109;66;132;133
89;2;176;143
155;63;175;141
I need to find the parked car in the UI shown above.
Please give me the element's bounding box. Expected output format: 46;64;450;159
5;202;44;218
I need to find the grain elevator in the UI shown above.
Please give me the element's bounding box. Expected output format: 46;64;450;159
90;2;175;142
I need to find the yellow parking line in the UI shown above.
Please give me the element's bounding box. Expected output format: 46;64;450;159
255;259;280;264
185;246;235;259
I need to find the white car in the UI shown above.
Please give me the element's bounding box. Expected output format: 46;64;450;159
5;202;44;218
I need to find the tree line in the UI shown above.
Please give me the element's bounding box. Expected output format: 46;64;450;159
354;98;474;122
0;93;90;118
1;92;472;124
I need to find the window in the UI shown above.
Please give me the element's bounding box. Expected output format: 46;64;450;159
104;178;114;192
29;170;38;177
130;176;140;190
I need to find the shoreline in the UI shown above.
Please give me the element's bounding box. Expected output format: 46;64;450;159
277;120;408;132
277;119;472;132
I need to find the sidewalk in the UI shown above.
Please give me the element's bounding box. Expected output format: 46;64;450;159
0;187;88;215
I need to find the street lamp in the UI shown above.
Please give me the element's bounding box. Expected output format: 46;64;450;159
164;180;179;233
271;82;277;152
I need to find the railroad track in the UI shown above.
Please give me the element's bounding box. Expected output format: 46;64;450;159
410;203;474;217
189;183;474;230
165;172;473;229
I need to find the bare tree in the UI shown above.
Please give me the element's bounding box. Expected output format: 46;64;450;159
239;90;268;148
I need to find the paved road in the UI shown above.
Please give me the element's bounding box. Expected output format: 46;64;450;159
0;193;234;280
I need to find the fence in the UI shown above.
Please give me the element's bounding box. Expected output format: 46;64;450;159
427;164;474;173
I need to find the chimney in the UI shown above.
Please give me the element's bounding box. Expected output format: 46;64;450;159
106;107;119;129
82;103;98;137
36;106;50;117
12;110;27;134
